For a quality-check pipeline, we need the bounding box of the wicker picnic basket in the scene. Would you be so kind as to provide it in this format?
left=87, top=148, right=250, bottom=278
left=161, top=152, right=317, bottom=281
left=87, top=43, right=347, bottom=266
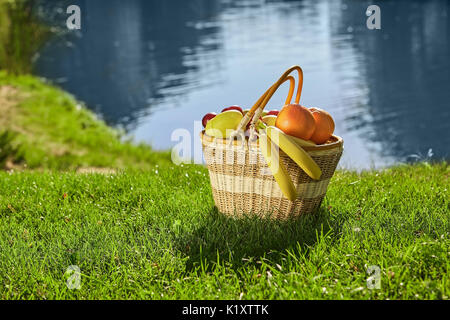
left=201, top=66, right=343, bottom=219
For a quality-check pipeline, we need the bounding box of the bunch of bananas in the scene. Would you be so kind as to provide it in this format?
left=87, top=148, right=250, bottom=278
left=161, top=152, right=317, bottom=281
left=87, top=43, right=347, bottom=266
left=258, top=122, right=321, bottom=200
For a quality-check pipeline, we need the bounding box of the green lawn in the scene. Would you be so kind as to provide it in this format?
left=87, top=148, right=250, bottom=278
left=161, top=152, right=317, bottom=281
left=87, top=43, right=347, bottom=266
left=0, top=71, right=170, bottom=170
left=0, top=162, right=448, bottom=299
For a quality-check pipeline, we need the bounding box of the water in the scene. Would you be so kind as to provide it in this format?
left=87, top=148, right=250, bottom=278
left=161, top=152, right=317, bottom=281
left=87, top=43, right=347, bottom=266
left=35, top=0, right=450, bottom=169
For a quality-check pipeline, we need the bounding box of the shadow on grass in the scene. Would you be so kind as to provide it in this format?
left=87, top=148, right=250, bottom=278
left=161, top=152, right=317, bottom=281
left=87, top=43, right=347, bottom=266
left=176, top=206, right=339, bottom=271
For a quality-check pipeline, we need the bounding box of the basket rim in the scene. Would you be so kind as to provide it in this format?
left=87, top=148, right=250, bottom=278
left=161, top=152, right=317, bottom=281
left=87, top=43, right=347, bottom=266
left=200, top=130, right=343, bottom=151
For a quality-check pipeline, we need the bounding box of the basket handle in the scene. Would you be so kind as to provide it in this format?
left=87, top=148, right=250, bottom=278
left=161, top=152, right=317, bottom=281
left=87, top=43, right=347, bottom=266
left=248, top=75, right=296, bottom=126
left=236, top=65, right=304, bottom=132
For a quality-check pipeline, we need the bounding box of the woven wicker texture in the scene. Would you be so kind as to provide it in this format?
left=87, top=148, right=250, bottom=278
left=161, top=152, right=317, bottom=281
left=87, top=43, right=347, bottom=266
left=201, top=132, right=343, bottom=219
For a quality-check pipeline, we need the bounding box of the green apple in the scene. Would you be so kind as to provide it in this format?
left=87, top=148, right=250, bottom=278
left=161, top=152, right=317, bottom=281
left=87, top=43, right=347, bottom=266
left=205, top=110, right=243, bottom=138
left=261, top=115, right=277, bottom=127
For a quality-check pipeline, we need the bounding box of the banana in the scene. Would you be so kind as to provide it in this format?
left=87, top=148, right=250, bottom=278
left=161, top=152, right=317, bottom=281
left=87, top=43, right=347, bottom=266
left=259, top=132, right=297, bottom=201
left=265, top=126, right=322, bottom=180
left=288, top=134, right=316, bottom=147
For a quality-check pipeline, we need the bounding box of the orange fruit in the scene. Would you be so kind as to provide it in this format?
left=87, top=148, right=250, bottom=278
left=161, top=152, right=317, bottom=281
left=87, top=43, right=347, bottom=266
left=275, top=104, right=316, bottom=140
left=309, top=107, right=335, bottom=144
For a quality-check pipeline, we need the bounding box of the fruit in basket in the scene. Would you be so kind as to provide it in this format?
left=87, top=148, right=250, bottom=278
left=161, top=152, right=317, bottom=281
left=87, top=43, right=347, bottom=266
left=258, top=118, right=316, bottom=147
left=267, top=110, right=279, bottom=116
left=261, top=115, right=277, bottom=127
left=222, top=105, right=243, bottom=114
left=289, top=134, right=316, bottom=147
left=259, top=132, right=297, bottom=201
left=309, top=107, right=335, bottom=144
left=265, top=126, right=322, bottom=180
left=275, top=104, right=316, bottom=140
left=205, top=110, right=243, bottom=138
left=202, top=112, right=217, bottom=128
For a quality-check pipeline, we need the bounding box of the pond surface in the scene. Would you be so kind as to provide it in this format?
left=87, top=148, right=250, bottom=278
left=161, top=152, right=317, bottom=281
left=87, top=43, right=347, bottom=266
left=36, top=0, right=450, bottom=169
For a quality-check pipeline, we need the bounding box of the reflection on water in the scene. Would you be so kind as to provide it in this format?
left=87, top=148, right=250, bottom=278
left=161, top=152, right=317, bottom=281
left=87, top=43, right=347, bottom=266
left=36, top=0, right=450, bottom=169
left=37, top=0, right=223, bottom=126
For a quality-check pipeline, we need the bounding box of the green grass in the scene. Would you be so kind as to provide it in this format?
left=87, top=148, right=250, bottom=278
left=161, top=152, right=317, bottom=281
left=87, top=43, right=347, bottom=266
left=0, top=71, right=171, bottom=170
left=0, top=162, right=448, bottom=299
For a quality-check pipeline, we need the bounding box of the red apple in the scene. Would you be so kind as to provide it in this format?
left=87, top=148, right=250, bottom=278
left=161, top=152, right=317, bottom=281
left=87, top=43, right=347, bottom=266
left=267, top=110, right=279, bottom=116
left=221, top=105, right=243, bottom=114
left=202, top=112, right=216, bottom=128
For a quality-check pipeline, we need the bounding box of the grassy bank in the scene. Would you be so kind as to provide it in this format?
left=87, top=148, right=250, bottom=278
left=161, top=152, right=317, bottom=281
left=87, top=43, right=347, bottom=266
left=0, top=71, right=170, bottom=170
left=0, top=163, right=448, bottom=299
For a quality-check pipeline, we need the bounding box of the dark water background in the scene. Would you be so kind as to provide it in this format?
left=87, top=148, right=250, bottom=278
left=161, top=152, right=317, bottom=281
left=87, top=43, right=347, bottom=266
left=35, top=0, right=450, bottom=169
